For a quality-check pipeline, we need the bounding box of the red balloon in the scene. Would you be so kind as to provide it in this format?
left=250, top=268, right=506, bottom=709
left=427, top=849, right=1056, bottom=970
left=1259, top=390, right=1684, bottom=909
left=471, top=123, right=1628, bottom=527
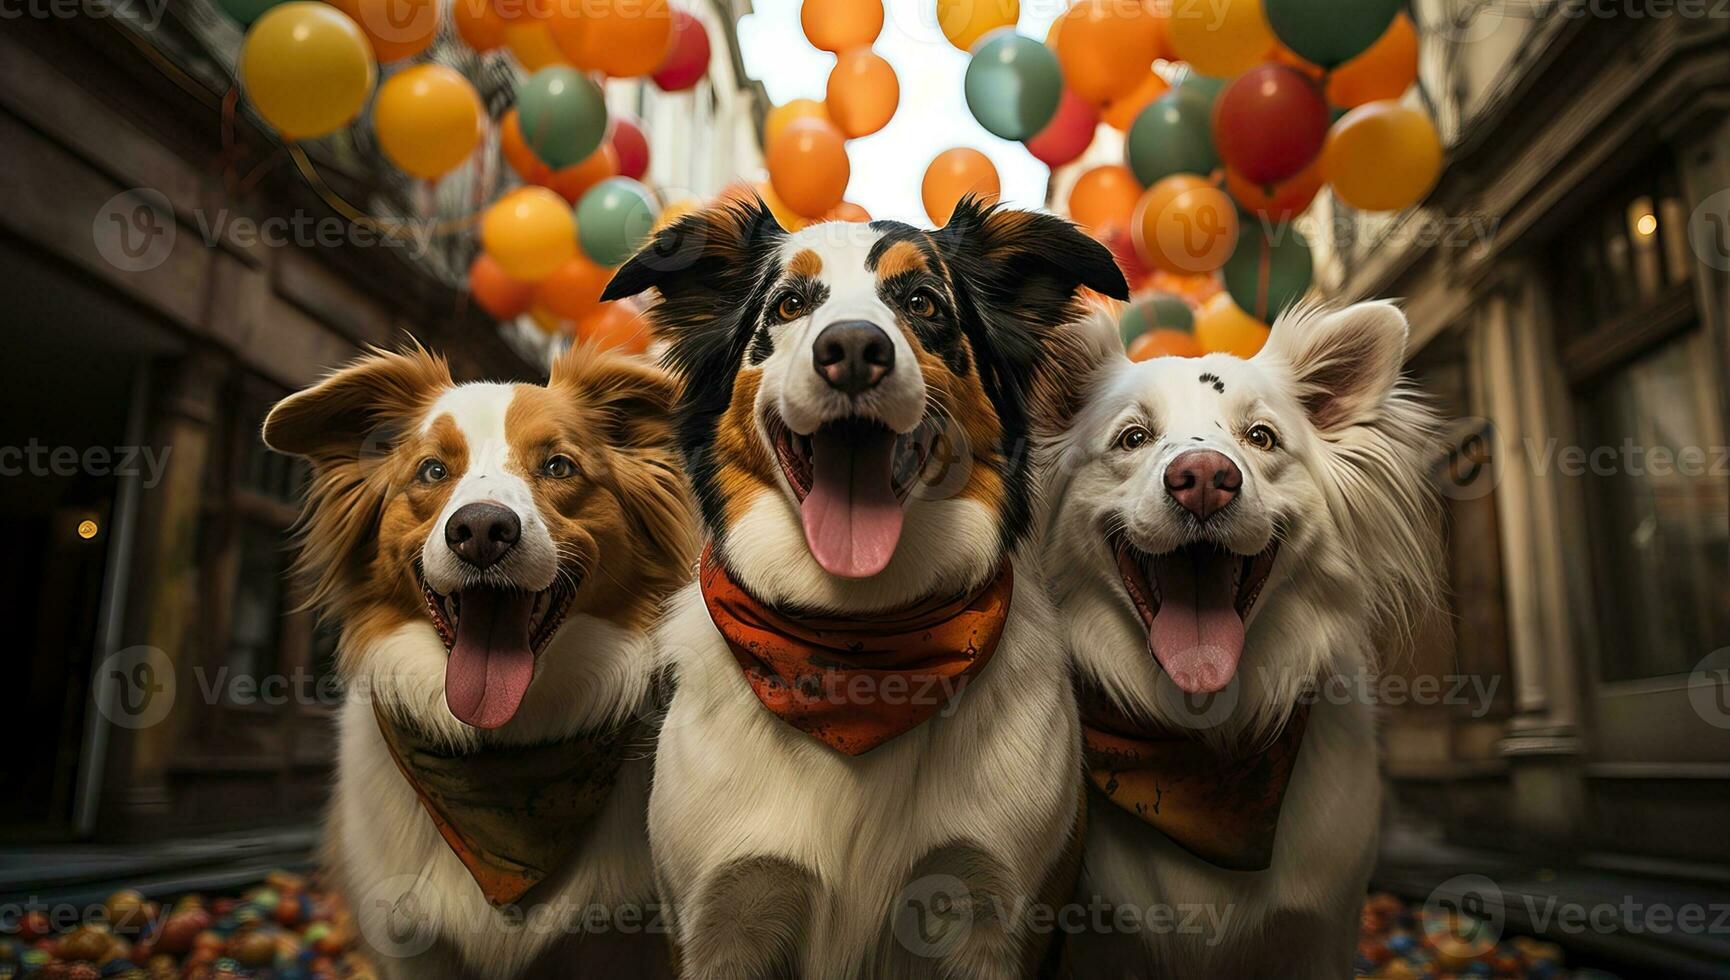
left=610, top=115, right=650, bottom=180
left=1025, top=88, right=1098, bottom=168
left=652, top=9, right=711, bottom=91
left=1101, top=222, right=1150, bottom=292
left=1212, top=64, right=1329, bottom=187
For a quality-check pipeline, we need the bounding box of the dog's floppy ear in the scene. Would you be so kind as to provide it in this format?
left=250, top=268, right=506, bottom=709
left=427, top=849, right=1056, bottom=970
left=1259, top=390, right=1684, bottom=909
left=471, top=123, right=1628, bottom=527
left=1256, top=301, right=1408, bottom=433
left=602, top=200, right=782, bottom=305
left=263, top=346, right=451, bottom=461
left=551, top=344, right=682, bottom=449
left=935, top=197, right=1130, bottom=320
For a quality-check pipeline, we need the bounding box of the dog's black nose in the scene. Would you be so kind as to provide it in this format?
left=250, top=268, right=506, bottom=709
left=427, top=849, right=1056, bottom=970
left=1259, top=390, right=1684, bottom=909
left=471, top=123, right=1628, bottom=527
left=445, top=502, right=520, bottom=569
left=1165, top=450, right=1241, bottom=522
left=813, top=320, right=894, bottom=395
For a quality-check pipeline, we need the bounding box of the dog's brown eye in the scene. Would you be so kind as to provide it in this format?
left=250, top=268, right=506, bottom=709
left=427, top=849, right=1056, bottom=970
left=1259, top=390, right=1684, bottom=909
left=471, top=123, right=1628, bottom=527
left=541, top=454, right=577, bottom=479
left=775, top=293, right=806, bottom=321
left=416, top=458, right=448, bottom=484
left=906, top=290, right=938, bottom=317
left=1114, top=426, right=1150, bottom=452
left=1245, top=424, right=1279, bottom=452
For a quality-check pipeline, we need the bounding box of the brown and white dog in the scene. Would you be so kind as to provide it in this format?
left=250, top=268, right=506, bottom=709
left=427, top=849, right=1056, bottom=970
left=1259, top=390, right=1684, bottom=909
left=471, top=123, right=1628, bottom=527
left=602, top=199, right=1128, bottom=978
left=264, top=345, right=695, bottom=979
left=1033, top=303, right=1443, bottom=977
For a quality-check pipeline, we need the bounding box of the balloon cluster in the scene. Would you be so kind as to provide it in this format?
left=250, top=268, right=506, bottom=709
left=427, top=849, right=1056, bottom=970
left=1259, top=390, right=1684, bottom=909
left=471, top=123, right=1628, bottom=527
left=998, top=0, right=1438, bottom=359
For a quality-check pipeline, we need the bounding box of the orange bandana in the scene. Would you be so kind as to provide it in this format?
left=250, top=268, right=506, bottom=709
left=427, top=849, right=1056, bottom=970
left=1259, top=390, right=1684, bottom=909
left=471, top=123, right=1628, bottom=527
left=1079, top=685, right=1309, bottom=872
left=700, top=545, right=1011, bottom=756
left=374, top=702, right=638, bottom=906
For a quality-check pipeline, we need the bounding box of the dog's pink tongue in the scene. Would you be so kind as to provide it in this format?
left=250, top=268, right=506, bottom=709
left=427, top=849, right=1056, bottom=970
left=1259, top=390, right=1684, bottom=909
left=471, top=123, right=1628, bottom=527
left=800, top=426, right=904, bottom=578
left=1148, top=551, right=1244, bottom=695
left=444, top=589, right=536, bottom=729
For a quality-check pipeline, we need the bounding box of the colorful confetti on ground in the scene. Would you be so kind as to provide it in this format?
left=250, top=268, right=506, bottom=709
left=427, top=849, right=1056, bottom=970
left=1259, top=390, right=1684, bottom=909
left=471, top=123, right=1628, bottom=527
left=1358, top=891, right=1570, bottom=979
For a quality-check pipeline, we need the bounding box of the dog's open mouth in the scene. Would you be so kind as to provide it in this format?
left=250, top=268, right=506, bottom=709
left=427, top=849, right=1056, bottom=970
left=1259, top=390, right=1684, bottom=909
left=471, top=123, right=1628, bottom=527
left=420, top=574, right=577, bottom=730
left=767, top=413, right=940, bottom=579
left=1110, top=535, right=1279, bottom=696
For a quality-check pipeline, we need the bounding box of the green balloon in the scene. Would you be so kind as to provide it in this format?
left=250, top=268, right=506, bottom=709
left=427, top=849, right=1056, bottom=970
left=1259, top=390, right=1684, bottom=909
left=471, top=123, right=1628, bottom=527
left=577, top=178, right=656, bottom=267
left=1264, top=0, right=1402, bottom=67
left=1126, top=87, right=1218, bottom=187
left=1174, top=69, right=1227, bottom=108
left=964, top=30, right=1064, bottom=142
left=216, top=0, right=282, bottom=23
left=1119, top=294, right=1195, bottom=344
left=516, top=67, right=608, bottom=170
left=1223, top=226, right=1313, bottom=322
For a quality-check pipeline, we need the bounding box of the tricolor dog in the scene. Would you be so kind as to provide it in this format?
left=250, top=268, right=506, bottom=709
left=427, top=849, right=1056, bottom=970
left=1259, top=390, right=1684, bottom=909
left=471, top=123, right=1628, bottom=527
left=602, top=199, right=1128, bottom=978
left=1035, top=303, right=1443, bottom=977
left=264, top=346, right=695, bottom=978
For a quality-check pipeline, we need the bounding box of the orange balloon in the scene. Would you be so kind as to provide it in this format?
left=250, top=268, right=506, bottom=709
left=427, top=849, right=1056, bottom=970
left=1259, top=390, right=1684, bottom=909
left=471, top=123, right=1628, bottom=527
left=1194, top=293, right=1269, bottom=357
left=922, top=147, right=1000, bottom=225
left=481, top=187, right=576, bottom=281
left=500, top=109, right=551, bottom=181
left=767, top=118, right=850, bottom=218
left=1128, top=328, right=1203, bottom=360
left=534, top=253, right=613, bottom=320
left=1267, top=40, right=1325, bottom=81
left=469, top=254, right=536, bottom=320
left=503, top=22, right=565, bottom=69
left=1068, top=164, right=1143, bottom=235
left=801, top=0, right=883, bottom=52
left=826, top=48, right=899, bottom=138
left=490, top=0, right=550, bottom=23
left=453, top=0, right=507, bottom=50
left=1101, top=71, right=1170, bottom=132
left=938, top=0, right=1019, bottom=52
left=1225, top=159, right=1324, bottom=224
left=1326, top=13, right=1418, bottom=108
left=578, top=301, right=652, bottom=354
left=554, top=0, right=673, bottom=76
left=758, top=182, right=810, bottom=231
left=764, top=99, right=831, bottom=150
left=1054, top=0, right=1167, bottom=105
left=1132, top=174, right=1239, bottom=274
left=324, top=0, right=439, bottom=62
left=373, top=64, right=484, bottom=179
left=1147, top=268, right=1223, bottom=304
left=544, top=143, right=619, bottom=204
left=1323, top=100, right=1441, bottom=211
left=823, top=200, right=872, bottom=222
left=1167, top=0, right=1270, bottom=78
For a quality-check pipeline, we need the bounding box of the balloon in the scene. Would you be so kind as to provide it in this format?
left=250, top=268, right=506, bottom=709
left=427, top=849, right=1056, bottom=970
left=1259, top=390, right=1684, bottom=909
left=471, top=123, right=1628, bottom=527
left=1175, top=69, right=1226, bottom=112
left=500, top=109, right=550, bottom=181
left=802, top=0, right=883, bottom=52
left=576, top=177, right=658, bottom=266
left=1168, top=0, right=1271, bottom=77
left=1126, top=87, right=1218, bottom=187
left=482, top=187, right=576, bottom=281
left=826, top=48, right=899, bottom=138
left=240, top=4, right=376, bottom=140
left=1265, top=0, right=1401, bottom=67
left=609, top=115, right=651, bottom=180
left=764, top=99, right=831, bottom=150
left=503, top=22, right=564, bottom=70
left=653, top=9, right=711, bottom=91
left=1102, top=222, right=1150, bottom=291
left=1148, top=268, right=1222, bottom=304
left=1119, top=294, right=1196, bottom=344
left=938, top=0, right=1019, bottom=52
left=1268, top=39, right=1326, bottom=81
left=546, top=144, right=622, bottom=202
left=516, top=66, right=608, bottom=169
left=758, top=182, right=810, bottom=231
left=453, top=0, right=507, bottom=50
left=964, top=30, right=1063, bottom=141
left=1225, top=159, right=1322, bottom=223
left=824, top=201, right=873, bottom=222
left=1323, top=101, right=1441, bottom=211
left=1053, top=0, right=1167, bottom=105
left=325, top=0, right=439, bottom=63
left=1325, top=13, right=1418, bottom=107
left=554, top=0, right=674, bottom=77
left=1212, top=65, right=1330, bottom=186
left=535, top=253, right=613, bottom=321
left=373, top=65, right=483, bottom=180
left=767, top=118, right=850, bottom=218
left=1025, top=88, right=1097, bottom=168
left=1222, top=224, right=1311, bottom=321
left=922, top=147, right=1000, bottom=225
left=1193, top=293, right=1269, bottom=357
left=578, top=301, right=652, bottom=354
left=1101, top=72, right=1169, bottom=133
left=1067, top=165, right=1142, bottom=235
left=1132, top=174, right=1239, bottom=274
left=1128, top=329, right=1204, bottom=360
left=217, top=0, right=283, bottom=24
left=469, top=254, right=536, bottom=320
left=491, top=0, right=551, bottom=23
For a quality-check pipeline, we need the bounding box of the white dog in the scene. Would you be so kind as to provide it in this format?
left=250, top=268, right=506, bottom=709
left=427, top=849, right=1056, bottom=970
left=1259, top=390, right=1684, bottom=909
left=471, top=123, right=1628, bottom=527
left=1035, top=302, right=1443, bottom=978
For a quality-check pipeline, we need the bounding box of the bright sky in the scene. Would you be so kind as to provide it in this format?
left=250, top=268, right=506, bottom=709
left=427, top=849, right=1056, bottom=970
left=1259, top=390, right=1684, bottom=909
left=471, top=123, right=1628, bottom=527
left=737, top=0, right=1067, bottom=225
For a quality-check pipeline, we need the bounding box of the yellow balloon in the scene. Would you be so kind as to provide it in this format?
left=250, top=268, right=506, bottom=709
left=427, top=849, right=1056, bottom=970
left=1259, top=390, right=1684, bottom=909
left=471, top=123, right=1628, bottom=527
left=1167, top=0, right=1272, bottom=78
left=764, top=99, right=831, bottom=151
left=240, top=3, right=376, bottom=140
left=373, top=65, right=483, bottom=180
left=938, top=0, right=1019, bottom=52
left=1194, top=293, right=1270, bottom=357
left=503, top=22, right=566, bottom=71
left=1323, top=101, right=1442, bottom=212
left=482, top=187, right=576, bottom=281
